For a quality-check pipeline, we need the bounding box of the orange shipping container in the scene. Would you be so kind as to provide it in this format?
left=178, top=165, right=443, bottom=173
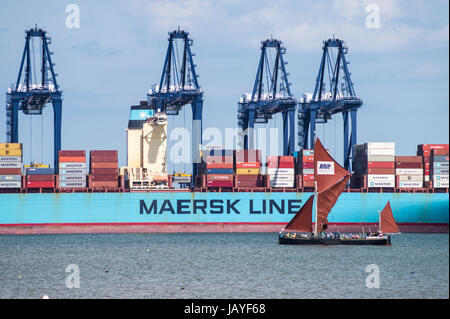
left=59, top=156, right=86, bottom=163
left=90, top=162, right=118, bottom=169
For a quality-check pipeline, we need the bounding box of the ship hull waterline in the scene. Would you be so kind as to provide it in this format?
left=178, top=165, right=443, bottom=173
left=278, top=236, right=391, bottom=245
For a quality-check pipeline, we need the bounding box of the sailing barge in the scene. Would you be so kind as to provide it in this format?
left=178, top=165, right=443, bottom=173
left=279, top=138, right=400, bottom=246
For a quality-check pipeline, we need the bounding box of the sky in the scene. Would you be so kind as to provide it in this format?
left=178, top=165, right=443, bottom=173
left=0, top=0, right=448, bottom=171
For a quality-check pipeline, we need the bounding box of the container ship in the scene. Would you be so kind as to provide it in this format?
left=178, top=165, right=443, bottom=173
left=0, top=27, right=448, bottom=235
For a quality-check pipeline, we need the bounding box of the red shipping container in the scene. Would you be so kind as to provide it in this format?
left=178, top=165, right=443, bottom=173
left=235, top=150, right=262, bottom=163
left=236, top=162, right=261, bottom=169
left=206, top=174, right=233, bottom=181
left=422, top=156, right=431, bottom=163
left=27, top=181, right=55, bottom=188
left=302, top=162, right=314, bottom=169
left=0, top=168, right=22, bottom=175
left=432, top=149, right=449, bottom=156
left=59, top=156, right=86, bottom=163
left=207, top=180, right=234, bottom=187
left=27, top=174, right=54, bottom=181
left=395, top=156, right=422, bottom=163
left=90, top=155, right=118, bottom=162
left=206, top=162, right=234, bottom=169
left=396, top=162, right=422, bottom=169
left=90, top=162, right=118, bottom=169
left=418, top=144, right=449, bottom=151
left=267, top=156, right=294, bottom=163
left=424, top=169, right=430, bottom=175
left=424, top=163, right=430, bottom=170
left=91, top=174, right=118, bottom=181
left=303, top=180, right=315, bottom=188
left=367, top=161, right=395, bottom=168
left=90, top=150, right=118, bottom=157
left=90, top=168, right=119, bottom=175
left=267, top=162, right=295, bottom=169
left=303, top=174, right=315, bottom=181
left=206, top=155, right=233, bottom=164
left=59, top=150, right=86, bottom=157
left=235, top=175, right=262, bottom=187
left=302, top=156, right=314, bottom=162
left=91, top=181, right=117, bottom=188
left=367, top=168, right=395, bottom=174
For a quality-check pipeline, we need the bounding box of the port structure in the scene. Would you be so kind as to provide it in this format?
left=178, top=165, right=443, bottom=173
left=147, top=28, right=203, bottom=179
left=6, top=26, right=62, bottom=169
left=238, top=38, right=297, bottom=156
left=298, top=37, right=362, bottom=170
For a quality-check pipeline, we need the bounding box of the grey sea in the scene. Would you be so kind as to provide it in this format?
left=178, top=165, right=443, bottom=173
left=0, top=233, right=448, bottom=299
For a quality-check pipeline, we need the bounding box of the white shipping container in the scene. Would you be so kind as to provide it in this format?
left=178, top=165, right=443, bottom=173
left=433, top=175, right=449, bottom=182
left=433, top=181, right=449, bottom=188
left=59, top=182, right=86, bottom=188
left=398, top=175, right=424, bottom=182
left=395, top=169, right=423, bottom=175
left=368, top=180, right=395, bottom=188
left=424, top=175, right=430, bottom=182
left=0, top=162, right=22, bottom=168
left=0, top=181, right=21, bottom=188
left=367, top=174, right=395, bottom=181
left=267, top=168, right=295, bottom=175
left=270, top=180, right=294, bottom=188
left=366, top=148, right=395, bottom=156
left=269, top=175, right=295, bottom=182
left=366, top=155, right=396, bottom=162
left=0, top=156, right=22, bottom=162
left=399, top=181, right=423, bottom=188
left=365, top=142, right=395, bottom=149
left=433, top=162, right=449, bottom=168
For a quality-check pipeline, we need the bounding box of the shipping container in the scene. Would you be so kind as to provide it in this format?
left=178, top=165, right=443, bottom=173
left=395, top=162, right=422, bottom=169
left=0, top=156, right=22, bottom=162
left=235, top=162, right=261, bottom=169
left=368, top=180, right=395, bottom=188
left=367, top=175, right=395, bottom=182
left=398, top=175, right=424, bottom=182
left=0, top=162, right=21, bottom=168
left=302, top=169, right=314, bottom=175
left=0, top=143, right=22, bottom=150
left=433, top=162, right=449, bottom=168
left=0, top=181, right=21, bottom=188
left=59, top=181, right=86, bottom=188
left=90, top=181, right=118, bottom=188
left=432, top=168, right=449, bottom=175
left=367, top=168, right=395, bottom=175
left=267, top=168, right=295, bottom=175
left=90, top=162, right=118, bottom=169
left=59, top=150, right=86, bottom=157
left=302, top=180, right=315, bottom=188
left=59, top=169, right=87, bottom=175
left=235, top=168, right=260, bottom=175
left=206, top=174, right=233, bottom=181
left=0, top=149, right=22, bottom=156
left=206, top=155, right=234, bottom=164
left=90, top=155, right=119, bottom=162
left=207, top=168, right=235, bottom=175
left=26, top=181, right=55, bottom=188
left=302, top=162, right=314, bottom=169
left=270, top=180, right=294, bottom=188
left=26, top=168, right=55, bottom=175
left=90, top=168, right=119, bottom=175
left=366, top=155, right=396, bottom=162
left=398, top=181, right=423, bottom=188
left=59, top=175, right=86, bottom=181
left=303, top=174, right=315, bottom=181
left=207, top=180, right=234, bottom=187
left=205, top=162, right=234, bottom=169
left=366, top=148, right=395, bottom=156
left=365, top=142, right=395, bottom=149
left=235, top=175, right=263, bottom=187
left=27, top=175, right=54, bottom=182
left=269, top=175, right=295, bottom=181
left=91, top=175, right=119, bottom=182
left=0, top=175, right=21, bottom=181
left=235, top=150, right=261, bottom=163
left=90, top=150, right=118, bottom=157
left=59, top=162, right=87, bottom=169
left=267, top=162, right=295, bottom=169
left=431, top=149, right=449, bottom=156
left=0, top=168, right=22, bottom=175
left=395, top=169, right=423, bottom=175
left=395, top=156, right=422, bottom=163
left=59, top=157, right=86, bottom=163
left=431, top=155, right=449, bottom=162
left=367, top=161, right=395, bottom=168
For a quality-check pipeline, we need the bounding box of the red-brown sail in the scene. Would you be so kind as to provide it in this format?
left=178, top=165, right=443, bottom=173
left=380, top=201, right=400, bottom=234
left=314, top=137, right=352, bottom=233
left=314, top=138, right=350, bottom=193
left=316, top=174, right=351, bottom=233
left=284, top=195, right=314, bottom=233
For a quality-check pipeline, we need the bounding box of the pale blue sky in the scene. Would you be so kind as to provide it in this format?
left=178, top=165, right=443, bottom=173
left=0, top=0, right=448, bottom=171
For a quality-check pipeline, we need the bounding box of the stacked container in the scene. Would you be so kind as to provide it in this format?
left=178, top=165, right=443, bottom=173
left=26, top=167, right=55, bottom=188
left=267, top=156, right=295, bottom=188
left=0, top=143, right=23, bottom=189
left=431, top=149, right=449, bottom=188
left=352, top=142, right=395, bottom=188
left=299, top=149, right=314, bottom=188
left=417, top=144, right=449, bottom=184
left=58, top=151, right=87, bottom=188
left=206, top=149, right=234, bottom=188
left=235, top=150, right=262, bottom=188
left=89, top=150, right=119, bottom=188
left=395, top=156, right=423, bottom=188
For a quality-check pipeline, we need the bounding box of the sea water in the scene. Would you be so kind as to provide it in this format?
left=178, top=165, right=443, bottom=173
left=0, top=233, right=448, bottom=299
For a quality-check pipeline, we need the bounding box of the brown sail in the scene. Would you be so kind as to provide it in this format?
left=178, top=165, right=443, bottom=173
left=380, top=201, right=400, bottom=234
left=284, top=195, right=314, bottom=233
left=316, top=174, right=351, bottom=233
left=314, top=138, right=350, bottom=193
left=314, top=137, right=352, bottom=233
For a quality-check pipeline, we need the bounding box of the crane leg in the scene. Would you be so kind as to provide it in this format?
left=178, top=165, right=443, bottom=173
left=343, top=111, right=349, bottom=170
left=288, top=109, right=295, bottom=155
left=282, top=111, right=288, bottom=155
left=10, top=99, right=20, bottom=143
left=52, top=99, right=62, bottom=170
left=191, top=98, right=203, bottom=178
left=309, top=109, right=316, bottom=149
left=247, top=109, right=255, bottom=150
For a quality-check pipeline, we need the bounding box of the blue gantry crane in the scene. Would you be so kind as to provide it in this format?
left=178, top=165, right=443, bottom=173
left=238, top=38, right=297, bottom=156
left=6, top=26, right=62, bottom=169
left=147, top=28, right=203, bottom=178
left=298, top=37, right=362, bottom=170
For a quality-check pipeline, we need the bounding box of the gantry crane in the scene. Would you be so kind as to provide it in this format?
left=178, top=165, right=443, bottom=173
left=147, top=28, right=203, bottom=178
left=238, top=38, right=297, bottom=156
left=6, top=26, right=62, bottom=169
left=298, top=37, right=362, bottom=170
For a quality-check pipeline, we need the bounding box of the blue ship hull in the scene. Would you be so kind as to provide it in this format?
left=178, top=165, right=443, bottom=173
left=0, top=192, right=448, bottom=234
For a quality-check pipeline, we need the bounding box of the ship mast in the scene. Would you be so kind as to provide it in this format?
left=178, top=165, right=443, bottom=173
left=313, top=130, right=318, bottom=238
